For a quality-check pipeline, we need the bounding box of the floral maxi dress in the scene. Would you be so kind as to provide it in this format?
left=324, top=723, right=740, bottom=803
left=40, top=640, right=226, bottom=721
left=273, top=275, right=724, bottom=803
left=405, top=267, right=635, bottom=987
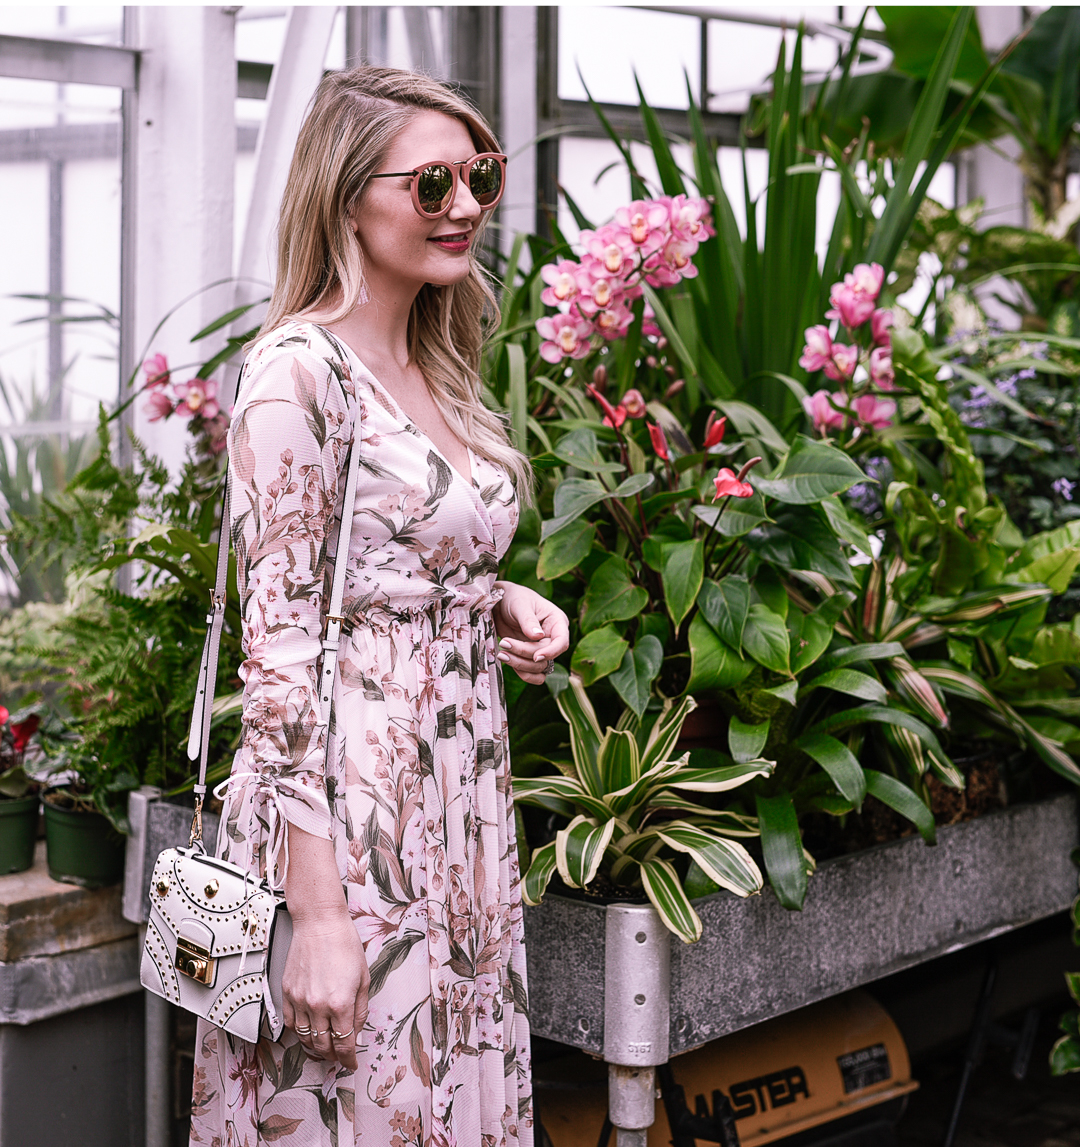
left=189, top=321, right=533, bottom=1147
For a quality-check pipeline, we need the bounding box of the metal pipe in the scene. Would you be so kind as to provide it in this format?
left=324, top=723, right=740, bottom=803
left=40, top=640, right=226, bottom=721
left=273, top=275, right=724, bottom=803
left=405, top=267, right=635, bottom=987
left=144, top=983, right=172, bottom=1147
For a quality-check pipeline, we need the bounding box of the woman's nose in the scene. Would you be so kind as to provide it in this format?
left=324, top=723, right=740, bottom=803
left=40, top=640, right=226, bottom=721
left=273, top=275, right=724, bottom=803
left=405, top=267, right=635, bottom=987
left=448, top=172, right=482, bottom=222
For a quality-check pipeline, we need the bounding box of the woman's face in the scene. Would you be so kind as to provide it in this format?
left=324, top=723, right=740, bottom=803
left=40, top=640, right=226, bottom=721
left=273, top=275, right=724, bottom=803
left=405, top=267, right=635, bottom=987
left=351, top=110, right=486, bottom=296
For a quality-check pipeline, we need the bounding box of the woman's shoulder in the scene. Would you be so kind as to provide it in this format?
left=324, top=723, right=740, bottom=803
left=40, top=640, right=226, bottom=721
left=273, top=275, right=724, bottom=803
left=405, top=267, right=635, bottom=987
left=239, top=319, right=356, bottom=405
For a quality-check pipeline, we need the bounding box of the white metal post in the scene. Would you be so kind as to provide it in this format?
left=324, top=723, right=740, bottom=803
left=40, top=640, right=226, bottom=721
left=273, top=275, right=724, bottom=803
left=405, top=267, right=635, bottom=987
left=127, top=6, right=238, bottom=474
left=499, top=6, right=539, bottom=265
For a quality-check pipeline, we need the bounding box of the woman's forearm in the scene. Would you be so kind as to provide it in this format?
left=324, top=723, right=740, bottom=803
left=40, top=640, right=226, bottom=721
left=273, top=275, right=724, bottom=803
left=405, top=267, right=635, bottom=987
left=284, top=824, right=350, bottom=925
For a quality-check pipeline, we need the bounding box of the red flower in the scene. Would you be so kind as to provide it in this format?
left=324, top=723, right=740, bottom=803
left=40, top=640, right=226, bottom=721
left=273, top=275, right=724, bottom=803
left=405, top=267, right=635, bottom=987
left=0, top=706, right=8, bottom=729
left=604, top=405, right=628, bottom=429
left=713, top=468, right=753, bottom=500
left=703, top=412, right=727, bottom=450
left=621, top=389, right=647, bottom=419
left=586, top=384, right=623, bottom=427
left=10, top=715, right=38, bottom=754
left=647, top=422, right=669, bottom=461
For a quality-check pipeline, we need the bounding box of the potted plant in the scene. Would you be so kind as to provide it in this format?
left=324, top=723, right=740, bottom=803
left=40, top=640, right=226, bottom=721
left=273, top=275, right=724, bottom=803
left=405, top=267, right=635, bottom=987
left=0, top=705, right=42, bottom=875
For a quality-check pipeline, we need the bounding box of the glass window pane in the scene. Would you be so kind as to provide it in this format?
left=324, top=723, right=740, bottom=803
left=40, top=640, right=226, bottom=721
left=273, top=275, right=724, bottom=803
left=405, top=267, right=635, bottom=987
left=0, top=5, right=122, bottom=45
left=0, top=76, right=121, bottom=428
left=559, top=7, right=701, bottom=108
left=707, top=12, right=843, bottom=114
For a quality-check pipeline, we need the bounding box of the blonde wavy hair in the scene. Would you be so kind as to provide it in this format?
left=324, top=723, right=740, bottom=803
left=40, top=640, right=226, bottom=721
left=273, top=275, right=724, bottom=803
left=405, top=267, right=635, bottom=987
left=260, top=65, right=531, bottom=496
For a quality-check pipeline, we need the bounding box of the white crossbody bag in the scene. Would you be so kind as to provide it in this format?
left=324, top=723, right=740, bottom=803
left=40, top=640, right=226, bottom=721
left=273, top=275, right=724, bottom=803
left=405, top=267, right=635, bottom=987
left=140, top=354, right=362, bottom=1043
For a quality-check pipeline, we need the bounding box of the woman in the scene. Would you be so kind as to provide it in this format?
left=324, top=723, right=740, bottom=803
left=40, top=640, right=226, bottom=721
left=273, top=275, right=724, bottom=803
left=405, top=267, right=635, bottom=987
left=190, top=66, right=568, bottom=1147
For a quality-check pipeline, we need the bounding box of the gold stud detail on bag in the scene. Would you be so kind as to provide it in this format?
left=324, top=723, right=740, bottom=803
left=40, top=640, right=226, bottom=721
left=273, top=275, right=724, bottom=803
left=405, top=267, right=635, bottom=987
left=204, top=879, right=219, bottom=898
left=156, top=879, right=169, bottom=896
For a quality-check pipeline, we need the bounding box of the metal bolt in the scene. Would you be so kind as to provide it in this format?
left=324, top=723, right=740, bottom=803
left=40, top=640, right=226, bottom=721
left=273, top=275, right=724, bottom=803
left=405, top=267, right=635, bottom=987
left=635, top=932, right=647, bottom=944
left=578, top=1017, right=590, bottom=1033
left=634, top=994, right=646, bottom=1005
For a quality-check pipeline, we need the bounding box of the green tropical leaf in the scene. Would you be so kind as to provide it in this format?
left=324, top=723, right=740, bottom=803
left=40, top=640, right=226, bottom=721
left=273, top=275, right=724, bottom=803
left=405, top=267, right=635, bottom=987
left=614, top=473, right=656, bottom=499
left=791, top=592, right=856, bottom=673
left=556, top=674, right=602, bottom=792
left=686, top=613, right=753, bottom=694
left=610, top=635, right=664, bottom=719
left=794, top=731, right=866, bottom=807
left=863, top=769, right=936, bottom=844
left=522, top=841, right=557, bottom=905
left=742, top=602, right=791, bottom=675
left=551, top=427, right=626, bottom=474
left=756, top=791, right=807, bottom=911
left=598, top=728, right=640, bottom=793
left=729, top=716, right=769, bottom=764
left=571, top=625, right=630, bottom=687
left=698, top=576, right=750, bottom=654
left=744, top=509, right=856, bottom=585
left=1015, top=548, right=1080, bottom=595
left=640, top=695, right=697, bottom=774
left=653, top=822, right=763, bottom=896
left=665, top=760, right=774, bottom=792
left=819, top=642, right=906, bottom=669
left=803, top=668, right=887, bottom=702
left=581, top=555, right=648, bottom=633
left=640, top=856, right=702, bottom=943
left=660, top=539, right=705, bottom=628
left=538, top=519, right=595, bottom=580
left=556, top=815, right=617, bottom=889
left=541, top=478, right=610, bottom=539
left=753, top=438, right=866, bottom=504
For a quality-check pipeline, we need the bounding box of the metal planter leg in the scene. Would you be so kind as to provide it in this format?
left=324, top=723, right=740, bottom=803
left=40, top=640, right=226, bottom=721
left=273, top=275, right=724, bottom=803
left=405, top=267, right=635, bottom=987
left=603, top=904, right=671, bottom=1147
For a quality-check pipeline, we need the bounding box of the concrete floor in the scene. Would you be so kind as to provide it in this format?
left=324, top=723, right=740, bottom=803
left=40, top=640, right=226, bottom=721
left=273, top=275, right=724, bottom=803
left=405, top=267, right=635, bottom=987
left=899, top=1005, right=1080, bottom=1147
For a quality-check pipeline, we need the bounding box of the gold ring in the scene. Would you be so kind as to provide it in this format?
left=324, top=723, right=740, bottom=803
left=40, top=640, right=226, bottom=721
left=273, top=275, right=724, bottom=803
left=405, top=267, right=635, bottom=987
left=332, top=1027, right=355, bottom=1040
left=294, top=1025, right=312, bottom=1036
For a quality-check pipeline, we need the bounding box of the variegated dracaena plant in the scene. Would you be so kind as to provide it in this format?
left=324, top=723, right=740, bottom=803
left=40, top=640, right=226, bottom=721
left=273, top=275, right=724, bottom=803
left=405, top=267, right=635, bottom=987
left=514, top=675, right=773, bottom=943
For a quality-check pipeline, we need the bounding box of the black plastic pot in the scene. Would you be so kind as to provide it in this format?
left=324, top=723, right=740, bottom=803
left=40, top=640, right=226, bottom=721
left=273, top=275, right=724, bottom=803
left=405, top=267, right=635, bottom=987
left=43, top=799, right=125, bottom=888
left=0, top=795, right=39, bottom=875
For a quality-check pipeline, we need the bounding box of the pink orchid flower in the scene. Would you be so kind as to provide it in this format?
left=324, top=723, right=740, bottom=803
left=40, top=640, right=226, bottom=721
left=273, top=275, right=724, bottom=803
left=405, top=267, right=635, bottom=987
left=144, top=389, right=175, bottom=422
left=142, top=353, right=170, bottom=389
left=713, top=468, right=753, bottom=499
left=614, top=200, right=671, bottom=248
left=799, top=325, right=834, bottom=373
left=704, top=412, right=727, bottom=450
left=871, top=308, right=894, bottom=347
left=593, top=301, right=635, bottom=341
left=825, top=262, right=885, bottom=329
left=869, top=346, right=895, bottom=389
left=852, top=393, right=896, bottom=429
left=583, top=226, right=634, bottom=277
left=536, top=313, right=593, bottom=362
left=647, top=422, right=670, bottom=461
left=823, top=342, right=859, bottom=382
left=621, top=389, right=647, bottom=419
left=575, top=268, right=623, bottom=316
left=803, top=390, right=847, bottom=433
left=667, top=195, right=715, bottom=244
left=539, top=259, right=582, bottom=307
left=174, top=378, right=220, bottom=420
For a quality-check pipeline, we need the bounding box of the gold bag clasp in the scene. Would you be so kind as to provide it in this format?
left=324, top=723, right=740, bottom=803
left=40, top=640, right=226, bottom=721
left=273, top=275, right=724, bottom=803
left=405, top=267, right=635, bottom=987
left=175, top=937, right=215, bottom=986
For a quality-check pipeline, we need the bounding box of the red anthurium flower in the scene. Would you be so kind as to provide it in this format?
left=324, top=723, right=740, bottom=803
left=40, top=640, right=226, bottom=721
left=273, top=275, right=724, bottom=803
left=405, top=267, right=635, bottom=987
left=647, top=422, right=670, bottom=461
left=0, top=706, right=8, bottom=729
left=604, top=405, right=628, bottom=429
left=586, top=383, right=622, bottom=426
left=713, top=468, right=753, bottom=500
left=10, top=715, right=38, bottom=754
left=703, top=412, right=727, bottom=450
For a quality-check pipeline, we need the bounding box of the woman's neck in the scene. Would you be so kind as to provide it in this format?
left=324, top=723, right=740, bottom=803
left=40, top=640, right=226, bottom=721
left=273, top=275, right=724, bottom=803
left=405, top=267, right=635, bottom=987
left=328, top=271, right=421, bottom=369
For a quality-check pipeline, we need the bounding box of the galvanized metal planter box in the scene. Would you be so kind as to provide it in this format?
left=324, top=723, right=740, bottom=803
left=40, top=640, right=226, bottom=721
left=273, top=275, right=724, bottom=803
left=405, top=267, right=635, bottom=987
left=524, top=792, right=1080, bottom=1060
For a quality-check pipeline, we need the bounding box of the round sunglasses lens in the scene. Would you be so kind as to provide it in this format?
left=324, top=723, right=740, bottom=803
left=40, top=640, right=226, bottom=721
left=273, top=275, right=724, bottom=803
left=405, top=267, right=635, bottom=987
left=416, top=164, right=454, bottom=215
left=468, top=158, right=502, bottom=207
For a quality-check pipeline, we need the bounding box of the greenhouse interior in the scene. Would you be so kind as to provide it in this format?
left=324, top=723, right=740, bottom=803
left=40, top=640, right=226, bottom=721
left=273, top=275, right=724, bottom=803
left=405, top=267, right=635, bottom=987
left=2, top=5, right=1080, bottom=1147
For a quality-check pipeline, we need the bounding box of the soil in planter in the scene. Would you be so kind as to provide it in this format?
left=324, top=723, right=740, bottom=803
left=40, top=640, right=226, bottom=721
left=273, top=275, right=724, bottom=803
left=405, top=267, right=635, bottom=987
left=801, top=751, right=1010, bottom=861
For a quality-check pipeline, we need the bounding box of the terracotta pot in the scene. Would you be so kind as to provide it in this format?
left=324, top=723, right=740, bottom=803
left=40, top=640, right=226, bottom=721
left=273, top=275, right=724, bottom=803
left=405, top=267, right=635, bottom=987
left=0, top=795, right=39, bottom=875
left=43, top=799, right=125, bottom=889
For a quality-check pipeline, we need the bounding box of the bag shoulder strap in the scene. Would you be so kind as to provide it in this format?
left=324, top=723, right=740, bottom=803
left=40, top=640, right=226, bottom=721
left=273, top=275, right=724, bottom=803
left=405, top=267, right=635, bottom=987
left=185, top=329, right=361, bottom=848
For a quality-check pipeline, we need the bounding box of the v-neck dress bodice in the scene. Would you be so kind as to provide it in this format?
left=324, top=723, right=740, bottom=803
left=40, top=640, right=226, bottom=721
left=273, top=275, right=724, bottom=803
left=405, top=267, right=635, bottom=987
left=189, top=320, right=532, bottom=1147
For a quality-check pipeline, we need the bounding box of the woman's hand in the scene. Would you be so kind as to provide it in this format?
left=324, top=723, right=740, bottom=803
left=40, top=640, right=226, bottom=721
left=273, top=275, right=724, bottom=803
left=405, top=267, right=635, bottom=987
left=493, top=581, right=570, bottom=685
left=282, top=911, right=370, bottom=1070
left=283, top=825, right=369, bottom=1069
